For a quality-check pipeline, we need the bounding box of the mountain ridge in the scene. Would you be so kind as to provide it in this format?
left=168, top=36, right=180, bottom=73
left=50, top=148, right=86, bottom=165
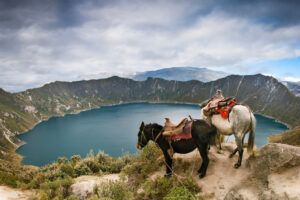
left=0, top=74, right=299, bottom=153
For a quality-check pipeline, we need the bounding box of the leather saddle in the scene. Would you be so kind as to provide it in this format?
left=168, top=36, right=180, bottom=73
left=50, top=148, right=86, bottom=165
left=162, top=117, right=188, bottom=136
left=202, top=97, right=236, bottom=117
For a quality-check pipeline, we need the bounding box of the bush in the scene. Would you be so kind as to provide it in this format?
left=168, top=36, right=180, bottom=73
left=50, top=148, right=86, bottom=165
left=57, top=157, right=68, bottom=165
left=0, top=172, right=20, bottom=188
left=144, top=176, right=201, bottom=200
left=84, top=158, right=101, bottom=174
left=71, top=155, right=82, bottom=166
left=67, top=195, right=80, bottom=200
left=40, top=176, right=73, bottom=199
left=74, top=162, right=92, bottom=176
left=94, top=180, right=134, bottom=200
left=164, top=186, right=206, bottom=200
left=122, top=142, right=162, bottom=187
left=61, top=163, right=74, bottom=177
left=163, top=186, right=193, bottom=200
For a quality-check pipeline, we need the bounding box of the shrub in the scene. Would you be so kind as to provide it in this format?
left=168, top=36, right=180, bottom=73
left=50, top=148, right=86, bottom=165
left=57, top=157, right=68, bottom=165
left=144, top=176, right=201, bottom=200
left=95, top=180, right=134, bottom=200
left=163, top=186, right=193, bottom=200
left=60, top=163, right=74, bottom=177
left=74, top=162, right=92, bottom=176
left=40, top=176, right=73, bottom=199
left=0, top=172, right=20, bottom=188
left=84, top=158, right=101, bottom=174
left=122, top=142, right=162, bottom=187
left=67, top=195, right=80, bottom=200
left=71, top=155, right=82, bottom=166
left=86, top=196, right=105, bottom=200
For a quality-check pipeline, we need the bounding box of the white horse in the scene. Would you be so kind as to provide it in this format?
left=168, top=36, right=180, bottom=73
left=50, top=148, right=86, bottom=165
left=200, top=103, right=256, bottom=168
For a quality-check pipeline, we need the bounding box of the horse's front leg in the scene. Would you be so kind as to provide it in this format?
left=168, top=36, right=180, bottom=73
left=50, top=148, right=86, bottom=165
left=217, top=131, right=222, bottom=154
left=197, top=143, right=209, bottom=178
left=163, top=151, right=173, bottom=176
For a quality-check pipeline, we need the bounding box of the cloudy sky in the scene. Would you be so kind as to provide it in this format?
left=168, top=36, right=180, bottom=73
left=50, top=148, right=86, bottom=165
left=1, top=0, right=300, bottom=92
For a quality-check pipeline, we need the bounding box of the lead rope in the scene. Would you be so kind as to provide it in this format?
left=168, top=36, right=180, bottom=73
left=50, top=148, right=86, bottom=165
left=151, top=128, right=198, bottom=200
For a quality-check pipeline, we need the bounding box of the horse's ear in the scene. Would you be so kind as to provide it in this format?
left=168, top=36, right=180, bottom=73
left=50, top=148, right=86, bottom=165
left=140, top=121, right=144, bottom=129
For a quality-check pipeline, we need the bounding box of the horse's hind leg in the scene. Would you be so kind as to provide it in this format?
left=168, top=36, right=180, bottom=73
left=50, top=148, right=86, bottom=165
left=217, top=131, right=222, bottom=154
left=233, top=134, right=244, bottom=168
left=197, top=143, right=209, bottom=178
left=229, top=147, right=238, bottom=158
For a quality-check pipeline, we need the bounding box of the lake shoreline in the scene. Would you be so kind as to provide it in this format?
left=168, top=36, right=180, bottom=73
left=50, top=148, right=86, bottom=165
left=16, top=100, right=290, bottom=150
left=16, top=101, right=289, bottom=166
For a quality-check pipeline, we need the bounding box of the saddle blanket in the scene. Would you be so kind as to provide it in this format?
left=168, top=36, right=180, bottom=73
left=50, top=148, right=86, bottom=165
left=171, top=121, right=193, bottom=140
left=216, top=101, right=237, bottom=119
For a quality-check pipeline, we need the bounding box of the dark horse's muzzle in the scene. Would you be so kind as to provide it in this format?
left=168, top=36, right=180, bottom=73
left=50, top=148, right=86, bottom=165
left=137, top=143, right=142, bottom=150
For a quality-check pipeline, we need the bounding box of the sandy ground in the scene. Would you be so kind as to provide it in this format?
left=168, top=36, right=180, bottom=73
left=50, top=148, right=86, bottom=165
left=0, top=186, right=33, bottom=200
left=267, top=165, right=300, bottom=199
left=151, top=142, right=252, bottom=200
left=194, top=143, right=251, bottom=200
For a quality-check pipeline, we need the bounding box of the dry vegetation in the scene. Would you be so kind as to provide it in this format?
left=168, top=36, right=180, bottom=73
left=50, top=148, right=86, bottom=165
left=1, top=143, right=205, bottom=200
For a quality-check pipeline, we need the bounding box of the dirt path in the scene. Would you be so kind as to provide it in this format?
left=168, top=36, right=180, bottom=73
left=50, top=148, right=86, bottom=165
left=167, top=142, right=252, bottom=200
left=194, top=143, right=251, bottom=199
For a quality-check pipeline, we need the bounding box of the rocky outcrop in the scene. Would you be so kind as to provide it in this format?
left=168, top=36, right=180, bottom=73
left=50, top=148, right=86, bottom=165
left=269, top=126, right=300, bottom=146
left=225, top=143, right=300, bottom=200
left=70, top=174, right=120, bottom=199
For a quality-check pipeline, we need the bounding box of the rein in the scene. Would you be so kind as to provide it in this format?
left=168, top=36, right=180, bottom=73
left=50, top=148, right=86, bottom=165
left=152, top=128, right=162, bottom=143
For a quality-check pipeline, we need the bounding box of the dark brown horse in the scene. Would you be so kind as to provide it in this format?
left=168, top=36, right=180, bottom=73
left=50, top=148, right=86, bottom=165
left=137, top=120, right=216, bottom=178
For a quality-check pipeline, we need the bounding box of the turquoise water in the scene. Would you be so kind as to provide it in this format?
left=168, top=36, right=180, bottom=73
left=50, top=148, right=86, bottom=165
left=16, top=103, right=288, bottom=166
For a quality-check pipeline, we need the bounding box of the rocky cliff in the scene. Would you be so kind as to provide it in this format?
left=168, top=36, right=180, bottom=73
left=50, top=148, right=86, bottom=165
left=225, top=143, right=300, bottom=200
left=269, top=126, right=300, bottom=147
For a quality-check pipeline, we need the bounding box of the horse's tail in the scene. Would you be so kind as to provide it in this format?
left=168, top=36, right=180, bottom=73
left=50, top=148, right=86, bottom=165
left=247, top=112, right=256, bottom=155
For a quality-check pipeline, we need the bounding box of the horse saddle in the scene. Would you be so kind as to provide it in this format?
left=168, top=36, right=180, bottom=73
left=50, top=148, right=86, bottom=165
left=162, top=117, right=188, bottom=136
left=202, top=97, right=236, bottom=117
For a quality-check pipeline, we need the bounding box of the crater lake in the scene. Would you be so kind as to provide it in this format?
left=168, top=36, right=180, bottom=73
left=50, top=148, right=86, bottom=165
left=16, top=103, right=288, bottom=166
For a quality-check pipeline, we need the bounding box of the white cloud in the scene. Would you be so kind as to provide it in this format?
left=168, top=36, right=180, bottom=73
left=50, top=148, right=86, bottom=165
left=282, top=77, right=300, bottom=82
left=1, top=0, right=300, bottom=91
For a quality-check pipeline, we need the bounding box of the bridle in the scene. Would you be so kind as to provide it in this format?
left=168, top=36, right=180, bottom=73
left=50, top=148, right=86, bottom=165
left=138, top=126, right=163, bottom=147
left=138, top=126, right=147, bottom=147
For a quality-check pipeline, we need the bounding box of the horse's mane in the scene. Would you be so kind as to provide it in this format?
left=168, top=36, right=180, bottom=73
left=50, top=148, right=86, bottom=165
left=147, top=123, right=163, bottom=130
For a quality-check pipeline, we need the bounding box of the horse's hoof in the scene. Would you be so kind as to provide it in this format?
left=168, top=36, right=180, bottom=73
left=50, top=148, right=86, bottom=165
left=234, top=163, right=241, bottom=168
left=164, top=173, right=172, bottom=177
left=199, top=173, right=205, bottom=178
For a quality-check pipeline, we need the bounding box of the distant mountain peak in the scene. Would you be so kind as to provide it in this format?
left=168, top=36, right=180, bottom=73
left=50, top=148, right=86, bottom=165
left=132, top=67, right=228, bottom=82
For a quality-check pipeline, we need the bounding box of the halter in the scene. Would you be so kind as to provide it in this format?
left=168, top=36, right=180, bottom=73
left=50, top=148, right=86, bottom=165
left=139, top=126, right=162, bottom=147
left=138, top=127, right=147, bottom=146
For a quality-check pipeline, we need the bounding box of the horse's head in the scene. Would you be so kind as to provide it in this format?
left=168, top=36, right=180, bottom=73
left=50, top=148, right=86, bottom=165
left=137, top=121, right=150, bottom=150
